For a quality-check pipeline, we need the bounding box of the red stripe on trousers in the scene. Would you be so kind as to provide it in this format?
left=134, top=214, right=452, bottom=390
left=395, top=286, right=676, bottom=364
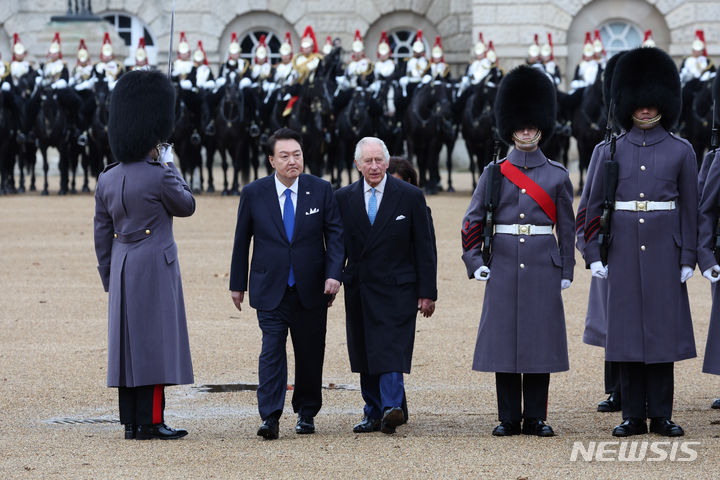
left=153, top=384, right=163, bottom=424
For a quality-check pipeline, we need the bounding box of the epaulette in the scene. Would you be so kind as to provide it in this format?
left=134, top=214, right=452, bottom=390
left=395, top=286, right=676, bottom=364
left=547, top=159, right=568, bottom=171
left=102, top=162, right=119, bottom=173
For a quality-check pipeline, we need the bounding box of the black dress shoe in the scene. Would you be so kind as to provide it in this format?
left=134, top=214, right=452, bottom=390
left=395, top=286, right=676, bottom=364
left=124, top=423, right=137, bottom=440
left=597, top=392, right=621, bottom=412
left=650, top=418, right=684, bottom=437
left=353, top=416, right=381, bottom=433
left=136, top=423, right=188, bottom=440
left=712, top=398, right=720, bottom=409
left=257, top=418, right=280, bottom=440
left=295, top=415, right=315, bottom=434
left=612, top=418, right=648, bottom=437
left=522, top=418, right=555, bottom=437
left=492, top=421, right=521, bottom=436
left=381, top=407, right=405, bottom=434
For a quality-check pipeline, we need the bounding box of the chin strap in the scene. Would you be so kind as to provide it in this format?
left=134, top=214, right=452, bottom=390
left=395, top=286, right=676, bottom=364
left=512, top=129, right=542, bottom=146
left=632, top=113, right=662, bottom=129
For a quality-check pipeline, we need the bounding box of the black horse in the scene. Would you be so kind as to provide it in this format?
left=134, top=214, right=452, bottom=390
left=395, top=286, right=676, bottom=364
left=543, top=89, right=573, bottom=169
left=287, top=80, right=331, bottom=178
left=680, top=77, right=714, bottom=168
left=570, top=71, right=606, bottom=194
left=172, top=87, right=204, bottom=192
left=404, top=82, right=453, bottom=194
left=30, top=88, right=69, bottom=195
left=371, top=79, right=404, bottom=156
left=88, top=80, right=112, bottom=185
left=335, top=86, right=374, bottom=187
left=215, top=77, right=250, bottom=195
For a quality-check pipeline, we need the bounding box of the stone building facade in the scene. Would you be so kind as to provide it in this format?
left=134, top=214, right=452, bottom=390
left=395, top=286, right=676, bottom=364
left=0, top=0, right=717, bottom=89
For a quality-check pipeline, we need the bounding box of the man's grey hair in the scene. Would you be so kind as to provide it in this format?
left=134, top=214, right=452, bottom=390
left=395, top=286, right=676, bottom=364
left=354, top=137, right=390, bottom=163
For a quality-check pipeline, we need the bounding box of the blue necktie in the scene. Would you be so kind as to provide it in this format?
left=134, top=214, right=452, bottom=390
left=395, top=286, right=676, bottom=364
left=368, top=188, right=377, bottom=225
left=284, top=188, right=295, bottom=286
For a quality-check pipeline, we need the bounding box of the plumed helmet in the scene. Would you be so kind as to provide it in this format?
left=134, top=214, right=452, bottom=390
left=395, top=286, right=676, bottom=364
left=108, top=70, right=175, bottom=163
left=602, top=51, right=626, bottom=110
left=494, top=64, right=557, bottom=145
left=612, top=47, right=681, bottom=132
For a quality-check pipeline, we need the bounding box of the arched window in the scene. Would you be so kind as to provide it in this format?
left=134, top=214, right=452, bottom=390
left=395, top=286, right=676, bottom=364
left=388, top=29, right=430, bottom=60
left=102, top=12, right=157, bottom=65
left=597, top=21, right=643, bottom=58
left=240, top=31, right=282, bottom=64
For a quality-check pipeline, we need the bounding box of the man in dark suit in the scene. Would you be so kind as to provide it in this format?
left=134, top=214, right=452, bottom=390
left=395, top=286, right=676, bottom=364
left=229, top=127, right=344, bottom=440
left=335, top=137, right=437, bottom=434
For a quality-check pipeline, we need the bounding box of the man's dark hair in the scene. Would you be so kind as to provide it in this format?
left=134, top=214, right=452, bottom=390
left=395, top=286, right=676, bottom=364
left=266, top=128, right=303, bottom=156
left=388, top=156, right=418, bottom=187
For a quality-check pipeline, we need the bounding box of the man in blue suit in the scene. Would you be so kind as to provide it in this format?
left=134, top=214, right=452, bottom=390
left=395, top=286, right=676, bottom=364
left=229, top=128, right=344, bottom=439
left=335, top=137, right=437, bottom=434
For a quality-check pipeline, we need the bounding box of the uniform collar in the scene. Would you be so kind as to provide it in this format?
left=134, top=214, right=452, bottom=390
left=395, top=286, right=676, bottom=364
left=626, top=124, right=668, bottom=146
left=507, top=147, right=547, bottom=169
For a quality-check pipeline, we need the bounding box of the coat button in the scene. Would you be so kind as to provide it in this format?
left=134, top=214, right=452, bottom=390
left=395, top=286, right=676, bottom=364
left=521, top=188, right=527, bottom=194
left=519, top=213, right=525, bottom=219
left=145, top=229, right=151, bottom=235
left=520, top=263, right=525, bottom=268
left=639, top=193, right=645, bottom=198
left=641, top=245, right=646, bottom=251
left=639, top=218, right=645, bottom=224
left=640, top=165, right=646, bottom=171
left=113, top=233, right=118, bottom=238
left=519, top=238, right=525, bottom=243
left=520, top=225, right=528, bottom=234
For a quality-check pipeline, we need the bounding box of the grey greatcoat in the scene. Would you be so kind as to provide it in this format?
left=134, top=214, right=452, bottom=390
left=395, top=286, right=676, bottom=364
left=94, top=158, right=195, bottom=387
left=697, top=150, right=720, bottom=374
left=576, top=142, right=608, bottom=348
left=461, top=148, right=575, bottom=373
left=583, top=126, right=697, bottom=364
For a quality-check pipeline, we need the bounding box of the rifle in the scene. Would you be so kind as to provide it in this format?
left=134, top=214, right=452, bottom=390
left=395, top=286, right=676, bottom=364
left=480, top=140, right=502, bottom=274
left=712, top=100, right=720, bottom=269
left=597, top=101, right=618, bottom=265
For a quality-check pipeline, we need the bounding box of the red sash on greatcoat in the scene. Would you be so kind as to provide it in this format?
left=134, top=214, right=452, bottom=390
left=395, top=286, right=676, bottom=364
left=500, top=160, right=557, bottom=224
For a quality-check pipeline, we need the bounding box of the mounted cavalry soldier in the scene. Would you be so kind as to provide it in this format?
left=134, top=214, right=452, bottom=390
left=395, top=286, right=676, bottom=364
left=540, top=33, right=561, bottom=87
left=680, top=30, right=715, bottom=86
left=0, top=47, right=10, bottom=91
left=345, top=30, right=373, bottom=88
left=70, top=39, right=97, bottom=145
left=217, top=32, right=251, bottom=88
left=592, top=30, right=607, bottom=69
left=191, top=41, right=214, bottom=90
left=526, top=34, right=543, bottom=71
left=642, top=29, right=656, bottom=48
left=399, top=29, right=428, bottom=97
left=94, top=33, right=124, bottom=90
left=274, top=32, right=296, bottom=87
left=373, top=31, right=396, bottom=82
left=37, top=32, right=69, bottom=89
left=429, top=36, right=450, bottom=81
left=583, top=47, right=697, bottom=438
left=171, top=32, right=194, bottom=89
left=293, top=26, right=322, bottom=85
left=128, top=38, right=151, bottom=71
left=250, top=35, right=273, bottom=87
left=458, top=34, right=501, bottom=99
left=9, top=33, right=36, bottom=98
left=461, top=64, right=574, bottom=438
left=569, top=32, right=599, bottom=94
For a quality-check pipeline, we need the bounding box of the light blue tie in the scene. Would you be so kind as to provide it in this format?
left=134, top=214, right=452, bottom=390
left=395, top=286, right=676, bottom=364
left=283, top=188, right=295, bottom=286
left=368, top=187, right=377, bottom=225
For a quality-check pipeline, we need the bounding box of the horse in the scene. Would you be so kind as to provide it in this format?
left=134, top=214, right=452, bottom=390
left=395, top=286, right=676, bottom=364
left=0, top=91, right=17, bottom=195
left=335, top=85, right=374, bottom=187
left=680, top=77, right=714, bottom=168
left=371, top=79, right=404, bottom=156
left=404, top=82, right=453, bottom=194
left=172, top=86, right=204, bottom=192
left=570, top=71, right=606, bottom=195
left=88, top=79, right=112, bottom=185
left=287, top=80, right=332, bottom=178
left=543, top=89, right=573, bottom=169
left=214, top=76, right=250, bottom=195
left=30, top=87, right=69, bottom=195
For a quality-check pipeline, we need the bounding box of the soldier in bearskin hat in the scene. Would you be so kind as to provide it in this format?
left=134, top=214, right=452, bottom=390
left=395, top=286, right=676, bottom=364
left=461, top=65, right=575, bottom=437
left=94, top=69, right=195, bottom=440
left=696, top=72, right=720, bottom=409
left=583, top=47, right=697, bottom=437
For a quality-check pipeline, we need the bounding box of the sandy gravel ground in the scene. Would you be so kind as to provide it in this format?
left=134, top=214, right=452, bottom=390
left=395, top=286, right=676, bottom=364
left=1, top=170, right=719, bottom=479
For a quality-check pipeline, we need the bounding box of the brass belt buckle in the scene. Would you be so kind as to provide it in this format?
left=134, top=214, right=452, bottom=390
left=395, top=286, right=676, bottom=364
left=636, top=201, right=647, bottom=211
left=519, top=225, right=529, bottom=235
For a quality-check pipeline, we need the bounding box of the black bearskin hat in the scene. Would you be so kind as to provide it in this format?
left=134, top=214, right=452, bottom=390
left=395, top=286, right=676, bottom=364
left=714, top=71, right=720, bottom=124
left=602, top=51, right=626, bottom=110
left=495, top=65, right=556, bottom=145
left=612, top=47, right=681, bottom=132
left=108, top=69, right=175, bottom=163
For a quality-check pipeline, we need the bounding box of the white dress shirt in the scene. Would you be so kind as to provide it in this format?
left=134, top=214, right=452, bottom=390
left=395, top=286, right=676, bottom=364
left=274, top=175, right=298, bottom=218
left=363, top=174, right=387, bottom=214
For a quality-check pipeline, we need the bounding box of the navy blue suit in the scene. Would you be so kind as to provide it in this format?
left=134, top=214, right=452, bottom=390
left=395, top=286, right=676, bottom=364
left=230, top=173, right=344, bottom=420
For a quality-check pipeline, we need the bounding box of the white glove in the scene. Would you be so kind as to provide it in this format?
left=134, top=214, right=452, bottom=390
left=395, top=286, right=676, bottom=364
left=239, top=77, right=252, bottom=89
left=421, top=74, right=432, bottom=84
left=561, top=279, right=571, bottom=290
left=1, top=82, right=10, bottom=92
left=159, top=145, right=175, bottom=165
left=96, top=63, right=105, bottom=74
left=215, top=76, right=226, bottom=88
left=680, top=265, right=694, bottom=283
left=590, top=261, right=608, bottom=279
left=474, top=266, right=490, bottom=281
left=703, top=265, right=720, bottom=283
left=51, top=78, right=67, bottom=89
left=180, top=79, right=193, bottom=90
left=203, top=79, right=215, bottom=90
